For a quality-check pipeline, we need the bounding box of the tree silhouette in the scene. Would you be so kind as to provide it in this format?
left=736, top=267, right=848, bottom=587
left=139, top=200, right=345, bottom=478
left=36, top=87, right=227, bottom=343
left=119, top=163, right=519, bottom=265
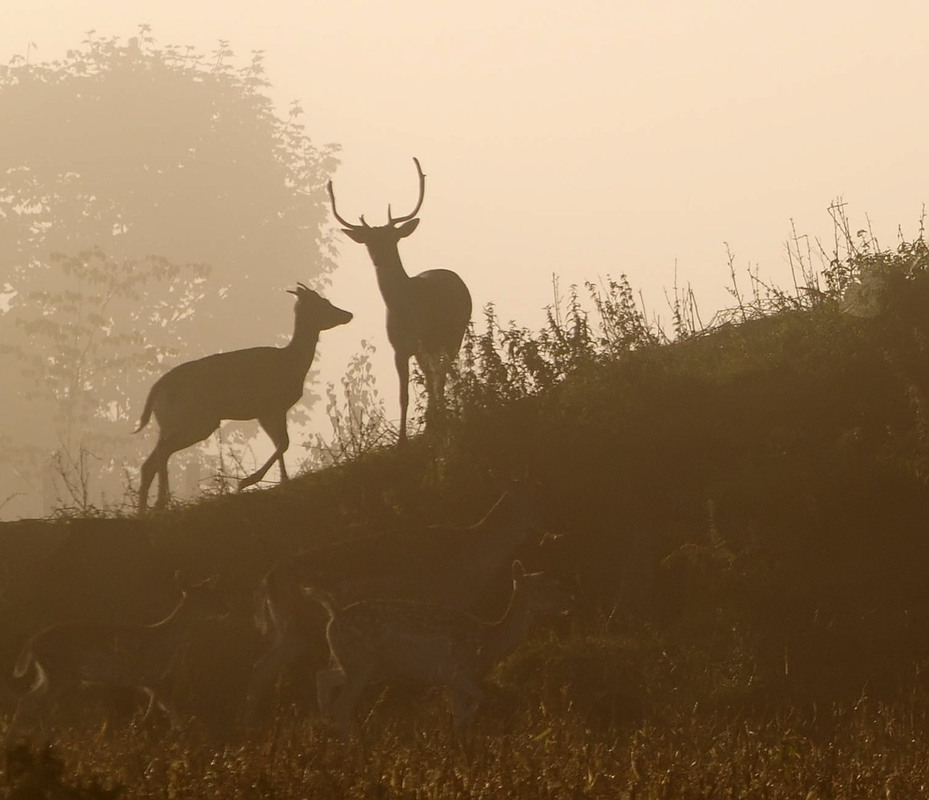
left=0, top=26, right=339, bottom=517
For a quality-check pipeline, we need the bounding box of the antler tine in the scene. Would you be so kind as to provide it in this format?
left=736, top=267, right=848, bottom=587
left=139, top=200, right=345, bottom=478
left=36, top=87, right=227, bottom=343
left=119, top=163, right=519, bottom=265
left=387, top=157, right=426, bottom=226
left=327, top=178, right=363, bottom=230
left=287, top=282, right=310, bottom=297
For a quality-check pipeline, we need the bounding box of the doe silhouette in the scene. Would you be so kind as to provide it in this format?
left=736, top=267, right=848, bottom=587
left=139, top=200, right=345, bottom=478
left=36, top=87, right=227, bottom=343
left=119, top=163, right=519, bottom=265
left=312, top=560, right=572, bottom=737
left=328, top=158, right=471, bottom=442
left=244, top=481, right=544, bottom=723
left=6, top=574, right=228, bottom=737
left=134, top=285, right=352, bottom=513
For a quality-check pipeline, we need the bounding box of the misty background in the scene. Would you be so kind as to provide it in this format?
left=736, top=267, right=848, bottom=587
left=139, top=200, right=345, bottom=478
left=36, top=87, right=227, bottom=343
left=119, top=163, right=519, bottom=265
left=2, top=0, right=927, bottom=518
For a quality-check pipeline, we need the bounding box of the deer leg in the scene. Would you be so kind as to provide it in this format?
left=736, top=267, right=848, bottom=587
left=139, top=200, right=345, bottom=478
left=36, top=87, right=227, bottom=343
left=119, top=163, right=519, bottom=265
left=141, top=425, right=214, bottom=513
left=417, top=358, right=435, bottom=432
left=7, top=663, right=68, bottom=745
left=138, top=686, right=160, bottom=724
left=155, top=459, right=170, bottom=509
left=139, top=444, right=168, bottom=514
left=416, top=353, right=448, bottom=435
left=239, top=414, right=289, bottom=491
left=449, top=675, right=484, bottom=731
left=6, top=679, right=49, bottom=746
left=6, top=694, right=38, bottom=746
left=315, top=659, right=345, bottom=719
left=137, top=686, right=183, bottom=730
left=330, top=665, right=375, bottom=739
left=395, top=352, right=410, bottom=443
left=429, top=358, right=448, bottom=432
left=244, top=632, right=308, bottom=725
left=155, top=693, right=185, bottom=730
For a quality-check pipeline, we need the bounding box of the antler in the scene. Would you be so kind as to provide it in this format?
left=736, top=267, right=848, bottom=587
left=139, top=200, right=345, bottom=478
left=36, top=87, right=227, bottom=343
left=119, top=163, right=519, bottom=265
left=327, top=179, right=367, bottom=230
left=327, top=157, right=426, bottom=228
left=288, top=282, right=313, bottom=297
left=387, top=157, right=426, bottom=225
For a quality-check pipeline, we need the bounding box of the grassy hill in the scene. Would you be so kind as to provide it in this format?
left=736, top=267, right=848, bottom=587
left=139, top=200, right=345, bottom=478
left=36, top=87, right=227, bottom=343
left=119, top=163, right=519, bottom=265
left=5, top=234, right=929, bottom=796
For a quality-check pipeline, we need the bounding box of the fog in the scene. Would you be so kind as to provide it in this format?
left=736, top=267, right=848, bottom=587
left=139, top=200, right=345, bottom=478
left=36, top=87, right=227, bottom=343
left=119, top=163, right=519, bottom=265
left=2, top=0, right=927, bottom=517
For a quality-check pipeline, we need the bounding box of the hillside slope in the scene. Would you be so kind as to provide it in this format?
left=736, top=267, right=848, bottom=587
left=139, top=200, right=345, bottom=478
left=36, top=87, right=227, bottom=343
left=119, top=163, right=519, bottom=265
left=5, top=247, right=929, bottom=730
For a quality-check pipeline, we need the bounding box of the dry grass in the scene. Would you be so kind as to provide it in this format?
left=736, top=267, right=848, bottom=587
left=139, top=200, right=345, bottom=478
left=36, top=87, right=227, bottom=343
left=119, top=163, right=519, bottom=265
left=6, top=694, right=929, bottom=798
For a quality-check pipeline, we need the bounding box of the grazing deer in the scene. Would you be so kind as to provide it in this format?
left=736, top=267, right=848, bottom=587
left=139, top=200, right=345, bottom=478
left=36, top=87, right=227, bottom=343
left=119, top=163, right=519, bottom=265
left=134, top=285, right=352, bottom=513
left=6, top=575, right=228, bottom=738
left=328, top=158, right=472, bottom=442
left=312, top=560, right=572, bottom=737
left=244, top=483, right=544, bottom=723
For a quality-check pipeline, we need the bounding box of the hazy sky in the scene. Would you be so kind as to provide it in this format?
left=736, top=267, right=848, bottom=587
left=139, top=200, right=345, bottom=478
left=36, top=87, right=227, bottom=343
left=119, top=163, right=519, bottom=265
left=5, top=0, right=929, bottom=424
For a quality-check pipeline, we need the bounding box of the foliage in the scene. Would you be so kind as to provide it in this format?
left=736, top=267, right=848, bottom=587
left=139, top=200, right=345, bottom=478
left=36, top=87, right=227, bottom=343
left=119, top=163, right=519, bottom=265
left=453, top=274, right=659, bottom=413
left=1, top=248, right=206, bottom=515
left=0, top=27, right=339, bottom=517
left=303, top=339, right=395, bottom=468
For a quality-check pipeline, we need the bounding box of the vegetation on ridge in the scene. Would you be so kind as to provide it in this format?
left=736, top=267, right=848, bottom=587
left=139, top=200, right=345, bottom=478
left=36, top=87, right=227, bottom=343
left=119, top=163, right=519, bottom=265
left=5, top=208, right=929, bottom=796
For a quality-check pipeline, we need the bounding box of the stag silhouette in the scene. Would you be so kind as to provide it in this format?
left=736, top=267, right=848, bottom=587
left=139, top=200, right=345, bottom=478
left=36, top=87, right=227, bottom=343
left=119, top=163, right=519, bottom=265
left=328, top=158, right=471, bottom=442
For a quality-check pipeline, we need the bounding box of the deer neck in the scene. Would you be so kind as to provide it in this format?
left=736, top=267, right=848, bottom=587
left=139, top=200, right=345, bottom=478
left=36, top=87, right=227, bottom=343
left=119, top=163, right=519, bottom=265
left=286, top=321, right=322, bottom=371
left=479, top=586, right=534, bottom=671
left=367, top=245, right=412, bottom=308
left=466, top=497, right=533, bottom=577
left=136, top=603, right=192, bottom=662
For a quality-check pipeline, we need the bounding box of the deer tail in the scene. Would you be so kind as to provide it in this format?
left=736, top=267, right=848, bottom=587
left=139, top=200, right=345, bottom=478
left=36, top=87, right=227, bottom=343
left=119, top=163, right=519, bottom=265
left=253, top=573, right=279, bottom=637
left=132, top=383, right=158, bottom=434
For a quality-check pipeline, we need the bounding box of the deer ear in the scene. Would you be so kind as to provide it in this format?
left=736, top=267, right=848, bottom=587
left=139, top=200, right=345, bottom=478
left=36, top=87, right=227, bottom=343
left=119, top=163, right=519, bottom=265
left=396, top=218, right=419, bottom=238
left=342, top=228, right=367, bottom=243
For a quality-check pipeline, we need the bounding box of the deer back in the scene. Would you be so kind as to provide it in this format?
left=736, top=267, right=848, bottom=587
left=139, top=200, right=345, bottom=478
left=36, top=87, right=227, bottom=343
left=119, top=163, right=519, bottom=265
left=281, top=496, right=540, bottom=612
left=153, top=347, right=305, bottom=423
left=327, top=599, right=485, bottom=684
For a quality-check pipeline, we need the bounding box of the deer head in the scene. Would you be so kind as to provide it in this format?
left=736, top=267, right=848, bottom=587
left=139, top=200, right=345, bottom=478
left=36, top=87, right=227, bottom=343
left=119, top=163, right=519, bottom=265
left=327, top=157, right=426, bottom=256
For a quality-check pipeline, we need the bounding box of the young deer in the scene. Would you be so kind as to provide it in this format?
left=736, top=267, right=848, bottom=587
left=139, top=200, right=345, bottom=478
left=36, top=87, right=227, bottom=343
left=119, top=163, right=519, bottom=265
left=7, top=575, right=228, bottom=738
left=245, top=483, right=544, bottom=723
left=134, top=285, right=352, bottom=513
left=312, top=561, right=572, bottom=736
left=328, top=158, right=471, bottom=442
